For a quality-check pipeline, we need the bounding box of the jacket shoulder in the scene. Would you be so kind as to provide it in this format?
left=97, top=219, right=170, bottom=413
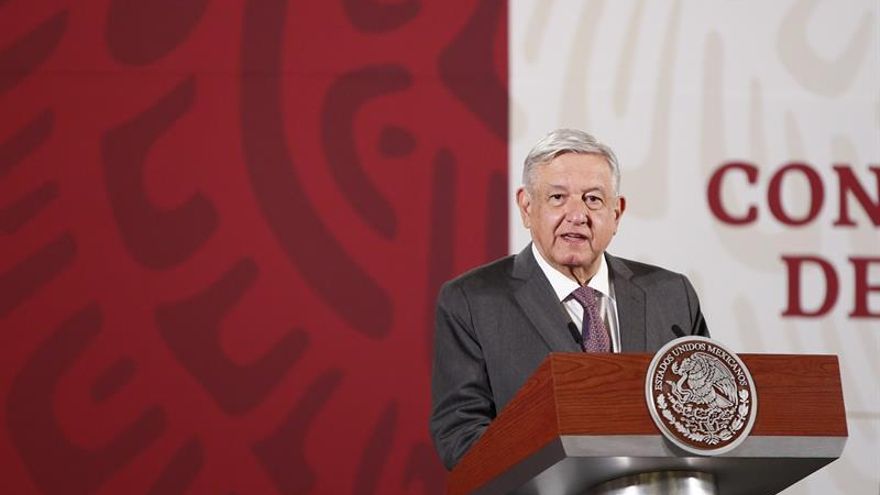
left=609, top=254, right=686, bottom=282
left=441, top=255, right=517, bottom=294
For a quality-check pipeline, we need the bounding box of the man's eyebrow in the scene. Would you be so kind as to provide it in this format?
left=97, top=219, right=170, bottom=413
left=544, top=185, right=609, bottom=195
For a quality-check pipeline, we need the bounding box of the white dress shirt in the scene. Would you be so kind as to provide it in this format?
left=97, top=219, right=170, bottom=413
left=531, top=243, right=622, bottom=352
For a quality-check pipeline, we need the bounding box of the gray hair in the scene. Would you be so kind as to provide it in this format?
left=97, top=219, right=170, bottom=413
left=522, top=128, right=621, bottom=194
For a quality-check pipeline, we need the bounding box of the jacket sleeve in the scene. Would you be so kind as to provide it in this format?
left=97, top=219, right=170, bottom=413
left=429, top=281, right=496, bottom=470
left=682, top=275, right=710, bottom=337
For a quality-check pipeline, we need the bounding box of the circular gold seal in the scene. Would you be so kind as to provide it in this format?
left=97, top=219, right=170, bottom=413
left=645, top=336, right=757, bottom=455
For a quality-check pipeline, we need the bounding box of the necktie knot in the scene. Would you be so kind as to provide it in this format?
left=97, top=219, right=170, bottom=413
left=571, top=285, right=601, bottom=310
left=570, top=286, right=610, bottom=352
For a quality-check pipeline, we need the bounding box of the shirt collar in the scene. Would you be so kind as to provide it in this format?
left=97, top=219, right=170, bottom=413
left=531, top=243, right=612, bottom=301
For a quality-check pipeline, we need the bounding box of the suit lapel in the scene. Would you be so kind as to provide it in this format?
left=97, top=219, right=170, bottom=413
left=511, top=246, right=581, bottom=352
left=607, top=253, right=647, bottom=352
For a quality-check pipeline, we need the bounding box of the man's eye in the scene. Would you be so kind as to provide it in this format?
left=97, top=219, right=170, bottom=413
left=549, top=194, right=564, bottom=201
left=585, top=195, right=605, bottom=209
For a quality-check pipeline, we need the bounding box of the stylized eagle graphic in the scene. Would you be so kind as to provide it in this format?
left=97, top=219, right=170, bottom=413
left=668, top=352, right=738, bottom=409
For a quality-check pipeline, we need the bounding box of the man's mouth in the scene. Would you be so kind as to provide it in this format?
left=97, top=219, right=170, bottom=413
left=560, top=232, right=588, bottom=242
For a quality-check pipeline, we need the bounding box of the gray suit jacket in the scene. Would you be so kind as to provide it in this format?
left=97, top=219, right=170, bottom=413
left=429, top=245, right=708, bottom=469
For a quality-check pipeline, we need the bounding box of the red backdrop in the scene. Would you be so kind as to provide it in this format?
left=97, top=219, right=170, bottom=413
left=0, top=1, right=508, bottom=493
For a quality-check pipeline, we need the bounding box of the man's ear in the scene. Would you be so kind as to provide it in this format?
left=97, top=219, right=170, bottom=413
left=613, top=195, right=626, bottom=233
left=516, top=187, right=531, bottom=229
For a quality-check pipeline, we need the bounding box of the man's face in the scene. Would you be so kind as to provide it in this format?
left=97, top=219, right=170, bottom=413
left=517, top=152, right=626, bottom=283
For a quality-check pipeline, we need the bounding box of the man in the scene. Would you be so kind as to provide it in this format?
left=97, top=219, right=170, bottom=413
left=430, top=129, right=709, bottom=470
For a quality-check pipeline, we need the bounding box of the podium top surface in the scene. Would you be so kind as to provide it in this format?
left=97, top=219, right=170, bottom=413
left=448, top=353, right=847, bottom=495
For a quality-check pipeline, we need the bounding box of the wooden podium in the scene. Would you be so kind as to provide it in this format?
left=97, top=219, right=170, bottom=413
left=448, top=353, right=847, bottom=495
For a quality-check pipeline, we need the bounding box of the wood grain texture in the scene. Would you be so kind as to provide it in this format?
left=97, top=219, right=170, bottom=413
left=743, top=354, right=847, bottom=436
left=447, top=359, right=558, bottom=495
left=447, top=352, right=847, bottom=494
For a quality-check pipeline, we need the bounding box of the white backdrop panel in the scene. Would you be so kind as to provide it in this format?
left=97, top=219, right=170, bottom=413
left=510, top=1, right=879, bottom=494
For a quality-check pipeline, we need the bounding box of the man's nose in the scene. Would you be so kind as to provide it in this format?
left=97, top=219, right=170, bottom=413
left=564, top=200, right=589, bottom=224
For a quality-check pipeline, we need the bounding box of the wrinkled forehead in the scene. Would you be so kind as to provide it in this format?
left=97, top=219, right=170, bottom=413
left=532, top=152, right=616, bottom=184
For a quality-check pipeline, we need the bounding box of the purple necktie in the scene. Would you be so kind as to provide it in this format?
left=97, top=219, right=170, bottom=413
left=571, top=286, right=611, bottom=352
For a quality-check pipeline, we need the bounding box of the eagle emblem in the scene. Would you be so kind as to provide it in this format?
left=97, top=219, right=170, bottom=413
left=669, top=352, right=738, bottom=409
left=645, top=337, right=757, bottom=455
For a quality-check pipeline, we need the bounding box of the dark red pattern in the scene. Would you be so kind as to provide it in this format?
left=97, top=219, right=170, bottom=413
left=1, top=0, right=506, bottom=493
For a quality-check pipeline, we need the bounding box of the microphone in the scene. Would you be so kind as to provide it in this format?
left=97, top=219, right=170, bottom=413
left=671, top=324, right=686, bottom=338
left=567, top=322, right=583, bottom=347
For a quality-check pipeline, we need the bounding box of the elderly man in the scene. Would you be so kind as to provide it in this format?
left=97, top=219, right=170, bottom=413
left=430, top=129, right=709, bottom=470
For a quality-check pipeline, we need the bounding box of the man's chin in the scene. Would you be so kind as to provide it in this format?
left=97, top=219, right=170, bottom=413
left=555, top=252, right=597, bottom=271
left=558, top=256, right=588, bottom=269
